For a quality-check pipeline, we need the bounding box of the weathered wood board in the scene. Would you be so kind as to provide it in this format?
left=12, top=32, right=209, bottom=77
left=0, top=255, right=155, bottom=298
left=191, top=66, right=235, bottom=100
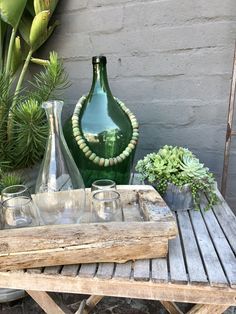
left=0, top=186, right=177, bottom=270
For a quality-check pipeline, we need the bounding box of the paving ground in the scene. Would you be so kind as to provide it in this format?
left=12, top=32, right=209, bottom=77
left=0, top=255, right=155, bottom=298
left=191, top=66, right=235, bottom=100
left=0, top=294, right=235, bottom=314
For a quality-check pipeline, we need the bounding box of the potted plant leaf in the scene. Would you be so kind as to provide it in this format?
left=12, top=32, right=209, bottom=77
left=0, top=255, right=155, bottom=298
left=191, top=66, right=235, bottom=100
left=135, top=145, right=219, bottom=211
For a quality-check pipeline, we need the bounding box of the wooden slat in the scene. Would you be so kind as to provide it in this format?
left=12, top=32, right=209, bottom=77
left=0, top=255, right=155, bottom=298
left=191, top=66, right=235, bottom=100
left=113, top=261, right=132, bottom=280
left=27, top=290, right=66, bottom=314
left=27, top=268, right=43, bottom=274
left=169, top=213, right=188, bottom=284
left=177, top=211, right=208, bottom=284
left=187, top=304, right=229, bottom=314
left=201, top=197, right=236, bottom=288
left=151, top=258, right=168, bottom=283
left=78, top=263, right=97, bottom=278
left=213, top=190, right=236, bottom=254
left=44, top=265, right=62, bottom=275
left=133, top=259, right=150, bottom=281
left=96, top=263, right=114, bottom=279
left=61, top=264, right=80, bottom=277
left=1, top=271, right=236, bottom=305
left=190, top=210, right=228, bottom=287
left=160, top=301, right=184, bottom=314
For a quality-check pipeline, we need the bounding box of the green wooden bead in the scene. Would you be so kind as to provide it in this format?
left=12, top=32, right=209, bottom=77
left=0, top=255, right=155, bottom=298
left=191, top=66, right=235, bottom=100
left=79, top=143, right=86, bottom=150
left=94, top=156, right=100, bottom=164
left=89, top=153, right=96, bottom=161
left=85, top=150, right=92, bottom=157
left=109, top=158, right=114, bottom=166
left=104, top=159, right=110, bottom=167
left=133, top=132, right=139, bottom=137
left=77, top=139, right=85, bottom=145
left=116, top=156, right=122, bottom=163
left=128, top=143, right=135, bottom=149
left=99, top=158, right=105, bottom=166
left=82, top=146, right=90, bottom=153
left=75, top=135, right=82, bottom=142
left=125, top=147, right=132, bottom=154
left=123, top=150, right=129, bottom=157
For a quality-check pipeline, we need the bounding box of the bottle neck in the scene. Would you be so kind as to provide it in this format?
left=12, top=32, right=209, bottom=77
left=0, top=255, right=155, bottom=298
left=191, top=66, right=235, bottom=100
left=89, top=62, right=112, bottom=96
left=43, top=101, right=64, bottom=138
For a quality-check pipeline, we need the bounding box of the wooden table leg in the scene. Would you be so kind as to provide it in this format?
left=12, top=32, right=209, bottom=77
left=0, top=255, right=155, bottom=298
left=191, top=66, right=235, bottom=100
left=26, top=290, right=67, bottom=314
left=160, top=301, right=184, bottom=314
left=187, top=304, right=229, bottom=314
left=75, top=295, right=104, bottom=314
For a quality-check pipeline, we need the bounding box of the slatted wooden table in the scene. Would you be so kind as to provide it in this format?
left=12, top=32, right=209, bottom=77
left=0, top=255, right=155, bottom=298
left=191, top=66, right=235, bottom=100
left=0, top=185, right=235, bottom=314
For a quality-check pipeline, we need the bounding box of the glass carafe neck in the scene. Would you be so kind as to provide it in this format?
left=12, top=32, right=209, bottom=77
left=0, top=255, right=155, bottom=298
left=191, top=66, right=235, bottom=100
left=89, top=56, right=112, bottom=96
left=43, top=100, right=63, bottom=137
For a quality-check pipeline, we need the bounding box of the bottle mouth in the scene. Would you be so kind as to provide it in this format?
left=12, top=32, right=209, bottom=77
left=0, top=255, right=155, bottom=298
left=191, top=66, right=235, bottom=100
left=92, top=56, right=107, bottom=64
left=42, top=100, right=64, bottom=110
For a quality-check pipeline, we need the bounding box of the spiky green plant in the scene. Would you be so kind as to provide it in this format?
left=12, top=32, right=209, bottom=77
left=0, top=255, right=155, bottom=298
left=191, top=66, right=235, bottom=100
left=0, top=52, right=70, bottom=168
left=0, top=1, right=71, bottom=171
left=136, top=145, right=219, bottom=211
left=0, top=172, right=24, bottom=192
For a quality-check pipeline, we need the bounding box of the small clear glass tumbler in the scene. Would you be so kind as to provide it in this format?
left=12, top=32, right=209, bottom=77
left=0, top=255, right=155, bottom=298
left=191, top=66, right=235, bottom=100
left=91, top=190, right=123, bottom=222
left=91, top=179, right=116, bottom=192
left=1, top=196, right=39, bottom=229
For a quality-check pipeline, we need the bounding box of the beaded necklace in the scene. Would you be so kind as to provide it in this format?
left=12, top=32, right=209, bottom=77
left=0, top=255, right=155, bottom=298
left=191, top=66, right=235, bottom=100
left=72, top=96, right=139, bottom=167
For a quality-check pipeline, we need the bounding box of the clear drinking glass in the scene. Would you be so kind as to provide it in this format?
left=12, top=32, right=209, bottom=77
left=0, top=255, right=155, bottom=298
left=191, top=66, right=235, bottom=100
left=1, top=196, right=39, bottom=229
left=91, top=190, right=123, bottom=222
left=1, top=185, right=31, bottom=202
left=91, top=179, right=116, bottom=192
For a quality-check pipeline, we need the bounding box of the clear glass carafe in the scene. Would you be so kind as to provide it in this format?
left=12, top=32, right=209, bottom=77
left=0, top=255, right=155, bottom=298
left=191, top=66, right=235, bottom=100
left=35, top=100, right=85, bottom=225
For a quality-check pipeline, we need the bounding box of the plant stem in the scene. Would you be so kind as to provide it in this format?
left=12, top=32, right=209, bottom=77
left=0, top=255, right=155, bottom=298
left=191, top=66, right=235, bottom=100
left=12, top=49, right=33, bottom=108
left=7, top=49, right=33, bottom=141
left=5, top=28, right=16, bottom=75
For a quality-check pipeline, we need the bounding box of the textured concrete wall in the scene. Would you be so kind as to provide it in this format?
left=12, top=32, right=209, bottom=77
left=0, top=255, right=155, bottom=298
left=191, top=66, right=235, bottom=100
left=43, top=0, right=236, bottom=212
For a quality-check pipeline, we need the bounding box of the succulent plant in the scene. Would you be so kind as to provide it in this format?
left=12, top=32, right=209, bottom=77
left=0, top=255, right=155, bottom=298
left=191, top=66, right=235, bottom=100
left=136, top=145, right=218, bottom=211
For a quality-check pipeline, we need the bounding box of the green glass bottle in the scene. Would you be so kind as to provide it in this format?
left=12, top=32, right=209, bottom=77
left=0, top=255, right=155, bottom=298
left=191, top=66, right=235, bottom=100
left=63, top=56, right=139, bottom=187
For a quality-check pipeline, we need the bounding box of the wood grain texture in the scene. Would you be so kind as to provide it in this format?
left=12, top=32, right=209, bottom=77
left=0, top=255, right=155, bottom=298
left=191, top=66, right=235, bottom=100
left=201, top=196, right=236, bottom=288
left=160, top=301, right=184, bottom=314
left=213, top=190, right=236, bottom=254
left=151, top=258, right=168, bottom=283
left=189, top=210, right=228, bottom=287
left=0, top=186, right=177, bottom=270
left=26, top=290, right=66, bottom=314
left=1, top=271, right=234, bottom=305
left=169, top=213, right=188, bottom=284
left=177, top=211, right=208, bottom=284
left=187, top=304, right=229, bottom=314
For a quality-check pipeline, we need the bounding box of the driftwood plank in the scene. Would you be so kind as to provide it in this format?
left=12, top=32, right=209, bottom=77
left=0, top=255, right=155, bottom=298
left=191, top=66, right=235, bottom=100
left=0, top=222, right=174, bottom=270
left=177, top=211, right=208, bottom=284
left=0, top=186, right=177, bottom=270
left=151, top=258, right=168, bottom=283
left=190, top=210, right=228, bottom=287
left=201, top=196, right=236, bottom=288
left=133, top=259, right=150, bottom=281
left=212, top=190, right=236, bottom=254
left=169, top=213, right=188, bottom=284
left=78, top=264, right=97, bottom=278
